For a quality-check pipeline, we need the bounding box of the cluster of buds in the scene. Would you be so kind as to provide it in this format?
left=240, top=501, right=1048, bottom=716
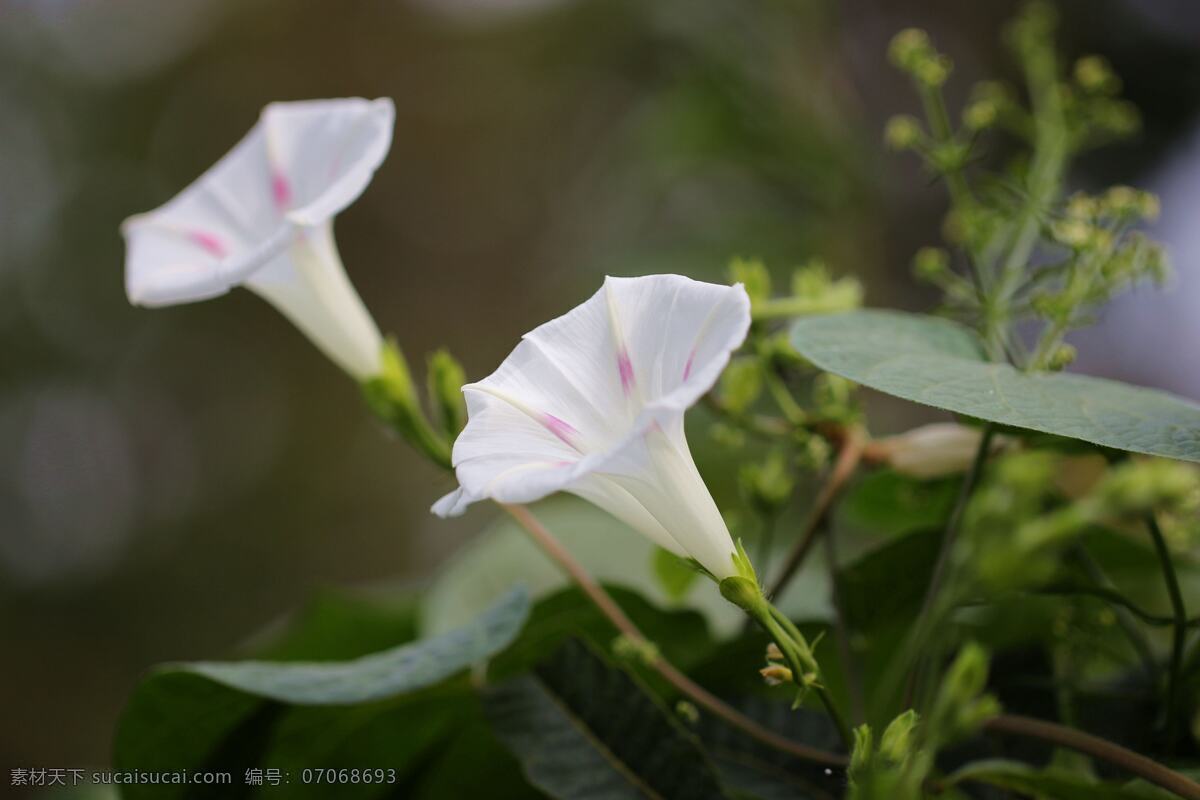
left=733, top=256, right=863, bottom=321
left=888, top=28, right=952, bottom=88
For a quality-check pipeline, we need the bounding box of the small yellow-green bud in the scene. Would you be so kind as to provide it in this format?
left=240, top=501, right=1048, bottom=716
left=729, top=256, right=772, bottom=303
left=740, top=450, right=795, bottom=512
left=1051, top=219, right=1093, bottom=249
left=1065, top=192, right=1097, bottom=220
left=1095, top=99, right=1140, bottom=137
left=612, top=634, right=660, bottom=667
left=1138, top=191, right=1161, bottom=221
left=963, top=100, right=998, bottom=131
left=765, top=642, right=784, bottom=662
left=1046, top=343, right=1076, bottom=371
left=1074, top=55, right=1120, bottom=94
left=884, top=115, right=923, bottom=151
left=913, top=246, right=950, bottom=281
left=718, top=356, right=763, bottom=414
left=915, top=55, right=952, bottom=87
left=888, top=28, right=931, bottom=70
left=675, top=701, right=700, bottom=725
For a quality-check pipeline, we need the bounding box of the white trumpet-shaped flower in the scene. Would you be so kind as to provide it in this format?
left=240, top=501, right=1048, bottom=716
left=433, top=274, right=751, bottom=579
left=122, top=97, right=394, bottom=379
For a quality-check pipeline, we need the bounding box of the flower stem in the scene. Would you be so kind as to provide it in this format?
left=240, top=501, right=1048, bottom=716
left=984, top=714, right=1200, bottom=800
left=905, top=423, right=996, bottom=707
left=500, top=502, right=849, bottom=768
left=767, top=426, right=865, bottom=599
left=1145, top=514, right=1188, bottom=748
left=496, top=502, right=1200, bottom=798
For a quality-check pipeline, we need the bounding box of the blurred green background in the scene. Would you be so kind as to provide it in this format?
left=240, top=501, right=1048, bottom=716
left=2, top=0, right=1199, bottom=774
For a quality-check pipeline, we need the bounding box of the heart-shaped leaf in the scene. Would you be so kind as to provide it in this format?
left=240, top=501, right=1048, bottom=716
left=791, top=311, right=1200, bottom=462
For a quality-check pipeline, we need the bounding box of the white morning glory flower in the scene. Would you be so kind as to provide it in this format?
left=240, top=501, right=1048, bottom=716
left=121, top=97, right=394, bottom=380
left=433, top=274, right=752, bottom=579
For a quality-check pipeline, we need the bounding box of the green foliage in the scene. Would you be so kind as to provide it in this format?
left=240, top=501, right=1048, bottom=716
left=792, top=310, right=1200, bottom=462
left=485, top=639, right=732, bottom=799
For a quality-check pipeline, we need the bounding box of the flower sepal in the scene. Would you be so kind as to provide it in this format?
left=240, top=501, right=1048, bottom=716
left=362, top=340, right=452, bottom=469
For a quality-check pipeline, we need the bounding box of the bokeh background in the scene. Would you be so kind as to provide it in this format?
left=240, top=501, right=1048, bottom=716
left=2, top=0, right=1200, bottom=774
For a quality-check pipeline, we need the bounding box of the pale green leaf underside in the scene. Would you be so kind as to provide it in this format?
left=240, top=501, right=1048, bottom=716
left=158, top=587, right=529, bottom=705
left=791, top=311, right=1200, bottom=462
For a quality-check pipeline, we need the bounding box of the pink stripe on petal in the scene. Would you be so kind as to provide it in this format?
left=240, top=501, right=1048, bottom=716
left=542, top=414, right=578, bottom=446
left=682, top=350, right=696, bottom=381
left=189, top=230, right=227, bottom=258
left=271, top=173, right=292, bottom=209
left=617, top=349, right=636, bottom=394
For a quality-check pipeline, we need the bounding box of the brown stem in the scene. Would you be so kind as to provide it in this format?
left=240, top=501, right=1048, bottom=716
left=501, top=502, right=848, bottom=769
left=501, top=503, right=1200, bottom=798
left=767, top=426, right=866, bottom=599
left=983, top=714, right=1200, bottom=800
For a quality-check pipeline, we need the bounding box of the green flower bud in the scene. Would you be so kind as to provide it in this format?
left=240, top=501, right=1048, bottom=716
left=1065, top=192, right=1097, bottom=220
left=913, top=246, right=950, bottom=282
left=930, top=141, right=969, bottom=173
left=962, top=100, right=998, bottom=131
left=1094, top=98, right=1140, bottom=137
left=888, top=28, right=932, bottom=70
left=427, top=348, right=468, bottom=437
left=729, top=256, right=772, bottom=304
left=675, top=701, right=700, bottom=725
left=1074, top=55, right=1120, bottom=94
left=878, top=710, right=920, bottom=765
left=884, top=115, right=923, bottom=151
left=1098, top=460, right=1200, bottom=518
left=1051, top=219, right=1093, bottom=249
left=740, top=450, right=795, bottom=512
left=719, top=575, right=765, bottom=614
left=848, top=724, right=874, bottom=780
left=1138, top=191, right=1161, bottom=221
left=1046, top=343, right=1076, bottom=371
left=612, top=634, right=660, bottom=667
left=915, top=55, right=952, bottom=87
left=718, top=356, right=763, bottom=414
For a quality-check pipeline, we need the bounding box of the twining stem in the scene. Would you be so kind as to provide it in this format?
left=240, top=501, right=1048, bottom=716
left=904, top=423, right=996, bottom=708
left=1145, top=514, right=1188, bottom=747
left=768, top=427, right=866, bottom=599
left=500, top=502, right=849, bottom=768
left=499, top=502, right=1200, bottom=799
left=985, top=714, right=1200, bottom=800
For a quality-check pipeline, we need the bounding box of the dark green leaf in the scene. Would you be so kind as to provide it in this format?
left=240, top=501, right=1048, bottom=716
left=791, top=311, right=1200, bottom=461
left=162, top=587, right=528, bottom=705
left=486, top=639, right=732, bottom=799
left=114, top=589, right=530, bottom=799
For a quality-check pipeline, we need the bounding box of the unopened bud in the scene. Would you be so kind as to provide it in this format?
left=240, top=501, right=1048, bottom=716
left=1074, top=55, right=1120, bottom=94
left=888, top=28, right=931, bottom=70
left=963, top=100, right=998, bottom=131
left=913, top=246, right=950, bottom=282
left=884, top=115, right=923, bottom=151
left=760, top=664, right=794, bottom=686
left=612, top=634, right=660, bottom=667
left=1046, top=343, right=1076, bottom=371
left=878, top=710, right=920, bottom=765
left=877, top=423, right=999, bottom=479
left=675, top=700, right=700, bottom=725
left=765, top=643, right=784, bottom=662
left=729, top=256, right=772, bottom=303
left=427, top=348, right=467, bottom=437
left=1051, top=219, right=1093, bottom=249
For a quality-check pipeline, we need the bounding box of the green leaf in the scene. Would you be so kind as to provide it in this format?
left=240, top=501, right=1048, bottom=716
left=695, top=696, right=843, bottom=800
left=839, top=469, right=957, bottom=537
left=491, top=585, right=716, bottom=697
left=113, top=590, right=531, bottom=799
left=654, top=547, right=702, bottom=600
left=486, top=639, right=732, bottom=799
left=791, top=311, right=1200, bottom=461
left=948, top=758, right=1176, bottom=799
left=166, top=586, right=529, bottom=705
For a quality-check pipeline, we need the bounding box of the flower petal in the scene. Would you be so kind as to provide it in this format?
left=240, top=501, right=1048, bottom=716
left=121, top=97, right=394, bottom=307
left=434, top=274, right=750, bottom=576
left=264, top=98, right=395, bottom=227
